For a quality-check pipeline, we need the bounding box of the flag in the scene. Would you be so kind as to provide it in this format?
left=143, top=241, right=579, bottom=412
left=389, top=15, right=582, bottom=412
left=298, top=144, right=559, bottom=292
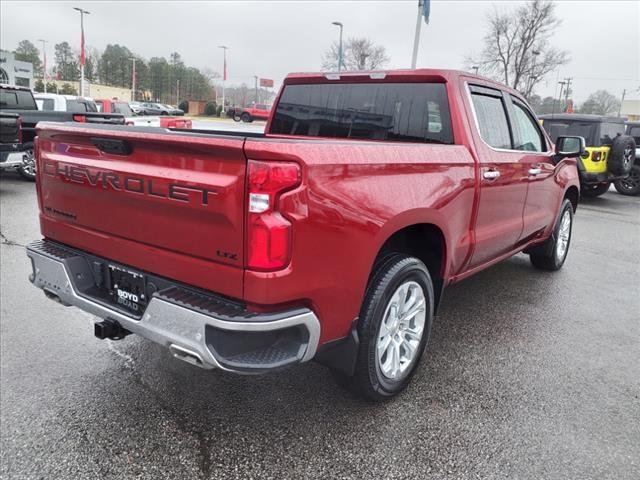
left=79, top=20, right=86, bottom=66
left=422, top=0, right=430, bottom=24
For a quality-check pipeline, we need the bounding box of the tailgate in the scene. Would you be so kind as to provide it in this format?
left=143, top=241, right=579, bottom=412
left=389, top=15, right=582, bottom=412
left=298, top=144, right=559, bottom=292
left=36, top=123, right=248, bottom=299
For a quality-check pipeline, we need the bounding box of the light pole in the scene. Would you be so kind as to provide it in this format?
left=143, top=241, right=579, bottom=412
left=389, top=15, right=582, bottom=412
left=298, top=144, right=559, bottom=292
left=73, top=7, right=90, bottom=96
left=254, top=75, right=259, bottom=104
left=37, top=39, right=48, bottom=93
left=527, top=50, right=541, bottom=95
left=472, top=65, right=479, bottom=75
left=130, top=57, right=136, bottom=101
left=218, top=45, right=228, bottom=114
left=332, top=21, right=343, bottom=72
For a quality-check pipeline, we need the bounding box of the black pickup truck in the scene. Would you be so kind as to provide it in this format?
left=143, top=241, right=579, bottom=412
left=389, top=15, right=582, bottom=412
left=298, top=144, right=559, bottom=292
left=0, top=84, right=125, bottom=180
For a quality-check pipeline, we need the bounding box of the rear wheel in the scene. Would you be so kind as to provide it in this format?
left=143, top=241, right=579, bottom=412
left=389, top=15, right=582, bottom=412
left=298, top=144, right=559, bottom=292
left=529, top=199, right=573, bottom=271
left=17, top=144, right=36, bottom=181
left=613, top=165, right=640, bottom=196
left=332, top=254, right=434, bottom=401
left=581, top=182, right=610, bottom=198
left=241, top=113, right=252, bottom=123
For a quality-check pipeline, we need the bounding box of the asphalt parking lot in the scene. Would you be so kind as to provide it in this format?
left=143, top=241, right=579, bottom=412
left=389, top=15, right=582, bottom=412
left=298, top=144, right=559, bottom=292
left=1, top=172, right=638, bottom=480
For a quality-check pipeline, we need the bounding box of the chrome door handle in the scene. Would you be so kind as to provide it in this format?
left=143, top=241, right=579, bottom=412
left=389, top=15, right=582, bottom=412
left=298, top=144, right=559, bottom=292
left=528, top=167, right=542, bottom=175
left=483, top=170, right=501, bottom=180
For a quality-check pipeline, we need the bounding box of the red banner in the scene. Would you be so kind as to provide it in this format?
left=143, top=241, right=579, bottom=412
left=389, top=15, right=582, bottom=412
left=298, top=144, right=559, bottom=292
left=259, top=78, right=274, bottom=88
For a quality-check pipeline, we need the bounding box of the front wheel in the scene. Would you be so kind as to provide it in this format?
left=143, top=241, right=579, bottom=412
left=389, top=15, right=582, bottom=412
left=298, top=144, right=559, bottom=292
left=332, top=254, right=434, bottom=401
left=529, top=199, right=573, bottom=271
left=581, top=182, right=610, bottom=198
left=17, top=144, right=36, bottom=181
left=613, top=165, right=640, bottom=196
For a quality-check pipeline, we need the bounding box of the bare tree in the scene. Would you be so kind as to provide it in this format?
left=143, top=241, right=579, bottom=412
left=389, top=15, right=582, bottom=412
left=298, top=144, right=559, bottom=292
left=466, top=0, right=569, bottom=98
left=578, top=90, right=621, bottom=115
left=322, top=37, right=390, bottom=71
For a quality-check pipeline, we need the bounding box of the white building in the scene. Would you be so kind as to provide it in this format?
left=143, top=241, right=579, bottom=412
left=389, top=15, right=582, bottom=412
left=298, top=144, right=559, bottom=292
left=0, top=50, right=34, bottom=88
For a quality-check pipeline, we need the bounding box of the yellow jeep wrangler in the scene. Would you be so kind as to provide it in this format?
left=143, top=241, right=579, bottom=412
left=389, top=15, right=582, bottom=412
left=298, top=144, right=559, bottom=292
left=540, top=114, right=636, bottom=197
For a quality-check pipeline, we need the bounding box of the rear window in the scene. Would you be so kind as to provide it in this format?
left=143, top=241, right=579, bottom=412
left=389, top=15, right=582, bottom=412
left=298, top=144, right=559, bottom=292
left=66, top=99, right=88, bottom=112
left=599, top=122, right=625, bottom=145
left=270, top=82, right=453, bottom=144
left=0, top=89, right=37, bottom=110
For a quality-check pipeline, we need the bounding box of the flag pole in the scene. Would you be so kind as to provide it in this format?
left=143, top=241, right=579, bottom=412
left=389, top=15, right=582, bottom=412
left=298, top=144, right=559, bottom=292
left=74, top=7, right=90, bottom=96
left=411, top=1, right=423, bottom=69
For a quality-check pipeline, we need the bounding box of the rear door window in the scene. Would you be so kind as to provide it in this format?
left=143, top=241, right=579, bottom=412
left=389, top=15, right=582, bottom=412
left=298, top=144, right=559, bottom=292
left=270, top=82, right=453, bottom=144
left=627, top=126, right=640, bottom=144
left=470, top=90, right=512, bottom=149
left=599, top=122, right=625, bottom=145
left=510, top=101, right=545, bottom=152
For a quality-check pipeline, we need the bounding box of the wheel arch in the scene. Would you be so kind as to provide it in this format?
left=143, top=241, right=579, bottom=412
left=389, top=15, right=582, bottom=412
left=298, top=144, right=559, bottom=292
left=564, top=185, right=579, bottom=212
left=372, top=221, right=447, bottom=313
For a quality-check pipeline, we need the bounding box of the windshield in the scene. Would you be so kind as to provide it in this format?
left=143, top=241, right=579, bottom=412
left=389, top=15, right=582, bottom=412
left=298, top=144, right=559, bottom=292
left=113, top=102, right=133, bottom=115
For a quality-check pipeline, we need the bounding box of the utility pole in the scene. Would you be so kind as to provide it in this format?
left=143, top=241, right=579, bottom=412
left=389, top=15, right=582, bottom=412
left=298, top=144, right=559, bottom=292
left=332, top=22, right=344, bottom=72
left=218, top=45, right=228, bottom=114
left=554, top=80, right=566, bottom=115
left=37, top=39, right=48, bottom=92
left=73, top=7, right=90, bottom=96
left=130, top=57, right=136, bottom=101
left=618, top=89, right=626, bottom=117
left=563, top=77, right=572, bottom=104
left=254, top=75, right=258, bottom=104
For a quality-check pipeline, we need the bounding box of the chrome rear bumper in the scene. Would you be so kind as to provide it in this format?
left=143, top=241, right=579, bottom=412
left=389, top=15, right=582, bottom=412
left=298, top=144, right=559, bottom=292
left=26, top=240, right=321, bottom=372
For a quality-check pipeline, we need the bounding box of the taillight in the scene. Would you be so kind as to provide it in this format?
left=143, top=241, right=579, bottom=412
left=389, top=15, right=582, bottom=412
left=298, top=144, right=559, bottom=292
left=246, top=160, right=301, bottom=271
left=72, top=114, right=87, bottom=123
left=592, top=151, right=602, bottom=161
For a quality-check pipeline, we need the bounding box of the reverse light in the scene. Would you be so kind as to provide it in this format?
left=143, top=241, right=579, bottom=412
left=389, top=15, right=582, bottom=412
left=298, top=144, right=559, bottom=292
left=246, top=160, right=301, bottom=271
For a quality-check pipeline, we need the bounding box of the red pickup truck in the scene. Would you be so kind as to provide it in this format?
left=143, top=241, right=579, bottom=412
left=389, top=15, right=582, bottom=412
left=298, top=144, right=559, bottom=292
left=233, top=103, right=271, bottom=122
left=27, top=69, right=584, bottom=400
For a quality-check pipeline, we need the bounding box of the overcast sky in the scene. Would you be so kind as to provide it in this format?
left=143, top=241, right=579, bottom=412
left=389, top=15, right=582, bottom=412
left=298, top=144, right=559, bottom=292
left=1, top=0, right=638, bottom=102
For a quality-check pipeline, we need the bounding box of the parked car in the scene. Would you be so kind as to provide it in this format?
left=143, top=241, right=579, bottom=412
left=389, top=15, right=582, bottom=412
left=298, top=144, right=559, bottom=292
left=613, top=121, right=640, bottom=196
left=129, top=101, right=144, bottom=115
left=539, top=114, right=636, bottom=197
left=26, top=69, right=584, bottom=400
left=95, top=99, right=191, bottom=128
left=160, top=103, right=184, bottom=116
left=34, top=93, right=99, bottom=113
left=0, top=112, right=25, bottom=176
left=233, top=103, right=271, bottom=122
left=1, top=84, right=124, bottom=180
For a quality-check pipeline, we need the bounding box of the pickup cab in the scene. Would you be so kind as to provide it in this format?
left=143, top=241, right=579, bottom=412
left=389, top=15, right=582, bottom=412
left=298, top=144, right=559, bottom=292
left=26, top=69, right=584, bottom=400
left=1, top=84, right=124, bottom=180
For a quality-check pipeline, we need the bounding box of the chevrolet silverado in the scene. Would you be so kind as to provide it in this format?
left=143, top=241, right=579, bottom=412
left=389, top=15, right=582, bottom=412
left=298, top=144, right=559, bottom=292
left=26, top=69, right=585, bottom=400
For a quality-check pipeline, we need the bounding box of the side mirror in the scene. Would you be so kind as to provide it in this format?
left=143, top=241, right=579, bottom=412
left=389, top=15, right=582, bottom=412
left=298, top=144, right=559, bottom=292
left=554, top=135, right=586, bottom=163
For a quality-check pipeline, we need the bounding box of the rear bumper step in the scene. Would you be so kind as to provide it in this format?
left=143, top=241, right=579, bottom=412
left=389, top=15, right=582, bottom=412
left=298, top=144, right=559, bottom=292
left=26, top=239, right=321, bottom=373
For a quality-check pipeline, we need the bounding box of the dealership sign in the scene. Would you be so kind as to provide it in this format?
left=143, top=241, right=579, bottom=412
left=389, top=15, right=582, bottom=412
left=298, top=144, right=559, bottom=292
left=259, top=78, right=274, bottom=88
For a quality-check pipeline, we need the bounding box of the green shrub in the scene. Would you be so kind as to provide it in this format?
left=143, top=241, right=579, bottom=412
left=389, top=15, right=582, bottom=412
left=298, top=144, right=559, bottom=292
left=204, top=102, right=217, bottom=116
left=216, top=105, right=223, bottom=117
left=178, top=100, right=189, bottom=113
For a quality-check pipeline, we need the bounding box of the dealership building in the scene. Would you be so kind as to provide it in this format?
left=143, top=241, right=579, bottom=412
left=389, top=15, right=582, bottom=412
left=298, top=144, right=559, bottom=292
left=0, top=50, right=34, bottom=88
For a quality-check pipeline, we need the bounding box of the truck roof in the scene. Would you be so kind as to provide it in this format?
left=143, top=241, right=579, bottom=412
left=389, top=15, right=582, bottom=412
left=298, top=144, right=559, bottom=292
left=539, top=113, right=626, bottom=124
left=283, top=68, right=520, bottom=96
left=0, top=83, right=32, bottom=92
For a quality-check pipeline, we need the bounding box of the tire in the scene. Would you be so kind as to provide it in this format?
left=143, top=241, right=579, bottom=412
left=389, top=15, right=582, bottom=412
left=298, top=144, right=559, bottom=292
left=529, top=199, right=573, bottom=271
left=581, top=182, right=610, bottom=198
left=17, top=143, right=36, bottom=181
left=613, top=165, right=640, bottom=196
left=333, top=254, right=434, bottom=401
left=607, top=135, right=636, bottom=176
left=241, top=113, right=252, bottom=123
left=233, top=114, right=242, bottom=122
